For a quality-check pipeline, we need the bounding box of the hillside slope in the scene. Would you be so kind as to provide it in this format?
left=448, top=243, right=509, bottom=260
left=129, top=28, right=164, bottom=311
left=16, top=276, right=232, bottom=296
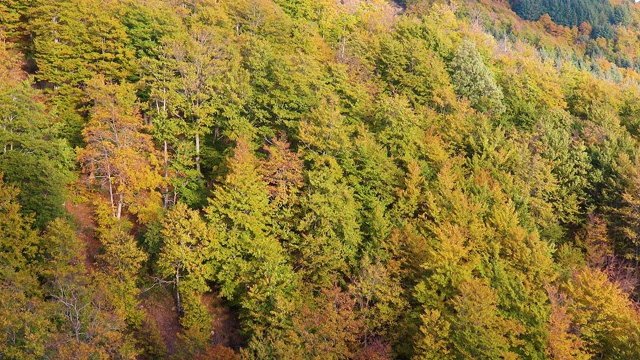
left=1, top=0, right=640, bottom=358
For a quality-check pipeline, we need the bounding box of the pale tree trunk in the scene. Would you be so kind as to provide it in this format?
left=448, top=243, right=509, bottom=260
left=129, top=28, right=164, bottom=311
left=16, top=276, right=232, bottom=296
left=175, top=265, right=183, bottom=315
left=107, top=174, right=115, bottom=218
left=195, top=131, right=201, bottom=176
left=116, top=193, right=123, bottom=220
left=163, top=140, right=170, bottom=208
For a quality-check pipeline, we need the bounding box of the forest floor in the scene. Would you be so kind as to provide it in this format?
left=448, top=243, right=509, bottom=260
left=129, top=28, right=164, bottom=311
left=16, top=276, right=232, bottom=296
left=64, top=197, right=100, bottom=270
left=205, top=293, right=243, bottom=349
left=64, top=184, right=242, bottom=356
left=142, top=287, right=182, bottom=355
left=140, top=288, right=243, bottom=356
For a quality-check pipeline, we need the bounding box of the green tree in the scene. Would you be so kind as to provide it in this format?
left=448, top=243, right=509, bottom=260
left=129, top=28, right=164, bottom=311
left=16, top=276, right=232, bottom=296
left=161, top=23, right=227, bottom=177
left=450, top=40, right=505, bottom=114
left=43, top=218, right=137, bottom=359
left=0, top=79, right=74, bottom=228
left=156, top=202, right=215, bottom=348
left=297, top=155, right=362, bottom=287
left=28, top=0, right=135, bottom=101
left=0, top=0, right=28, bottom=42
left=376, top=34, right=457, bottom=111
left=609, top=153, right=640, bottom=261
left=449, top=278, right=524, bottom=359
left=205, top=137, right=298, bottom=337
left=94, top=206, right=148, bottom=326
left=260, top=135, right=305, bottom=252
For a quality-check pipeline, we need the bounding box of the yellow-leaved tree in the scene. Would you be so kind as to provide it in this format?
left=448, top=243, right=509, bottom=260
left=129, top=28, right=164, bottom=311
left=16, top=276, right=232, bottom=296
left=78, top=75, right=162, bottom=222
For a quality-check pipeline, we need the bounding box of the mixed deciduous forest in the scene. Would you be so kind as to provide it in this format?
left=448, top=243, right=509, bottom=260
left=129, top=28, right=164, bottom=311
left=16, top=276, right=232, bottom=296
left=3, top=0, right=640, bottom=358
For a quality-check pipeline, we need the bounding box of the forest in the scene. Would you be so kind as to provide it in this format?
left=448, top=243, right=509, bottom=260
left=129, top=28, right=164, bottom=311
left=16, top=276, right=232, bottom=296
left=2, top=0, right=640, bottom=358
left=510, top=0, right=632, bottom=35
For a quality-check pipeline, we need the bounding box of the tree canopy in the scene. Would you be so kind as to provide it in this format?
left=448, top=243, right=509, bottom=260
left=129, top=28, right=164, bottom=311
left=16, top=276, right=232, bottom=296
left=3, top=0, right=640, bottom=358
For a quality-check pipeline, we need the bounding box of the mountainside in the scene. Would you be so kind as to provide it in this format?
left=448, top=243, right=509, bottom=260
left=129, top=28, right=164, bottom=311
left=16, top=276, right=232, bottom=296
left=2, top=0, right=640, bottom=358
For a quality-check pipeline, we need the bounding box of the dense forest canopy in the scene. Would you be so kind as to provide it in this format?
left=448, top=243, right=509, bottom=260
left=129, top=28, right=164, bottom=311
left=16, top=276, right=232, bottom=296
left=510, top=0, right=633, bottom=38
left=2, top=0, right=640, bottom=358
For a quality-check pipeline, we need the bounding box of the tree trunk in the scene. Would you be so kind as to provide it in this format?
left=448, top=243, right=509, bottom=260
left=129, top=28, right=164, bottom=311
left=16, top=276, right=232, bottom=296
left=108, top=174, right=115, bottom=217
left=175, top=267, right=183, bottom=315
left=195, top=131, right=201, bottom=176
left=163, top=140, right=170, bottom=208
left=116, top=193, right=123, bottom=220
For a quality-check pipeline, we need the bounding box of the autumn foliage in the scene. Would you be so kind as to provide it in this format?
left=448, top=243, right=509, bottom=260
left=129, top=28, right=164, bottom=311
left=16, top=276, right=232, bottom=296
left=3, top=0, right=640, bottom=358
